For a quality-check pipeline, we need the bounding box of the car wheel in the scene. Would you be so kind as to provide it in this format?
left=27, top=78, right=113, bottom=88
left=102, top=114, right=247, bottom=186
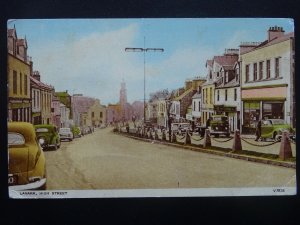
left=215, top=134, right=219, bottom=138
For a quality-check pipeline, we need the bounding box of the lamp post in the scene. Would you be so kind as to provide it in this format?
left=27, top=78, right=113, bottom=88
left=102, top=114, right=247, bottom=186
left=166, top=98, right=173, bottom=142
left=125, top=37, right=164, bottom=125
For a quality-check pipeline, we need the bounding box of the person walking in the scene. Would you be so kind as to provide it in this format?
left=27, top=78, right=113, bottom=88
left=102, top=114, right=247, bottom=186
left=255, top=120, right=262, bottom=141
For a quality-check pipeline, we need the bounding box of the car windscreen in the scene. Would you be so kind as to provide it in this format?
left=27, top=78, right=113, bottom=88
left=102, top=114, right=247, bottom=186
left=271, top=119, right=286, bottom=125
left=60, top=128, right=70, bottom=133
left=8, top=132, right=25, bottom=146
left=35, top=128, right=49, bottom=133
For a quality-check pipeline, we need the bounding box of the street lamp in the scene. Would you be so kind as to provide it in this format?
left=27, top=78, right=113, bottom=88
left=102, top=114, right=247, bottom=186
left=165, top=98, right=173, bottom=142
left=125, top=37, right=164, bottom=125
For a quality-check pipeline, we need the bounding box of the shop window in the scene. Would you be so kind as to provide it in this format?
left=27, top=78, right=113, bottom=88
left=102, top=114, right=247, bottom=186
left=262, top=102, right=284, bottom=120
left=243, top=102, right=260, bottom=128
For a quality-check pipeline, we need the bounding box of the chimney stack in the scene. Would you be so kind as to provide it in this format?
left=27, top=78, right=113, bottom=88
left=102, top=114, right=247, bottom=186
left=268, top=26, right=285, bottom=41
left=32, top=71, right=40, bottom=81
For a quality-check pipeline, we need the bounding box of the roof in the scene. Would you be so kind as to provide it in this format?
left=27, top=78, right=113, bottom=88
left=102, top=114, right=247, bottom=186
left=192, top=93, right=201, bottom=99
left=213, top=55, right=238, bottom=67
left=174, top=88, right=195, bottom=101
left=30, top=76, right=54, bottom=90
left=241, top=32, right=294, bottom=55
left=55, top=92, right=70, bottom=97
left=215, top=78, right=239, bottom=89
left=206, top=60, right=213, bottom=67
left=73, top=96, right=95, bottom=113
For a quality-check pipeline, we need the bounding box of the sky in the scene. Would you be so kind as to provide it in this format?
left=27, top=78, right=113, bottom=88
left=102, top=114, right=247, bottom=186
left=7, top=18, right=294, bottom=105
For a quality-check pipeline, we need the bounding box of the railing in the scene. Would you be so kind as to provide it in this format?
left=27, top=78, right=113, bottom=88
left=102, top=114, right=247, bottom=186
left=115, top=126, right=295, bottom=161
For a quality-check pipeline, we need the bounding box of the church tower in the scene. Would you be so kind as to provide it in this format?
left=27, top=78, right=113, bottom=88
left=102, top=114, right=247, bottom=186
left=119, top=79, right=127, bottom=106
left=119, top=79, right=127, bottom=121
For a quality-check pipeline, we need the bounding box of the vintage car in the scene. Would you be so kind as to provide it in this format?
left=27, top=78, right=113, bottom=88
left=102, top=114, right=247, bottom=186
left=171, top=122, right=191, bottom=134
left=35, top=124, right=61, bottom=150
left=209, top=115, right=230, bottom=137
left=59, top=127, right=74, bottom=141
left=8, top=122, right=47, bottom=190
left=71, top=126, right=82, bottom=138
left=261, top=119, right=295, bottom=141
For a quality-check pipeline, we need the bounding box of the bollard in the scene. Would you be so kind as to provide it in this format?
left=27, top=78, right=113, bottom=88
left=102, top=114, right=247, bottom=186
left=279, top=131, right=293, bottom=160
left=232, top=129, right=242, bottom=152
left=184, top=131, right=191, bottom=145
left=162, top=130, right=166, bottom=141
left=150, top=130, right=154, bottom=140
left=203, top=129, right=211, bottom=148
left=155, top=130, right=159, bottom=140
left=171, top=132, right=177, bottom=143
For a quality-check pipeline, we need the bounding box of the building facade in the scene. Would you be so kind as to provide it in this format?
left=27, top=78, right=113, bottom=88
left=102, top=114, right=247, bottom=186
left=7, top=27, right=31, bottom=122
left=240, top=26, right=295, bottom=133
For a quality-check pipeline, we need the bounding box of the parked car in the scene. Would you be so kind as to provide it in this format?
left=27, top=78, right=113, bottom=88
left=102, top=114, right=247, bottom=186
left=8, top=122, right=47, bottom=190
left=209, top=115, right=230, bottom=137
left=171, top=122, right=191, bottom=134
left=34, top=124, right=61, bottom=150
left=59, top=127, right=74, bottom=141
left=71, top=126, right=82, bottom=138
left=261, top=119, right=295, bottom=141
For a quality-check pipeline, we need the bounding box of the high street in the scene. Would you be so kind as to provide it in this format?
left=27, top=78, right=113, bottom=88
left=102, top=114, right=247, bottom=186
left=44, top=127, right=296, bottom=190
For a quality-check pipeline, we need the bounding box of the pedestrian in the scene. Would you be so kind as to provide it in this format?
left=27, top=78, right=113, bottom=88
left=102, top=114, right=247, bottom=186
left=206, top=117, right=211, bottom=129
left=255, top=120, right=262, bottom=141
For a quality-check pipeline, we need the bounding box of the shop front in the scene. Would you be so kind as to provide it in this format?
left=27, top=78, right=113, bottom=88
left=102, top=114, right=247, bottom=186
left=214, top=105, right=239, bottom=132
left=8, top=100, right=31, bottom=122
left=241, top=86, right=287, bottom=134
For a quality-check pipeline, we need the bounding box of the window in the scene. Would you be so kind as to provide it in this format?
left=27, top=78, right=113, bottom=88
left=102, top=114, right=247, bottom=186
left=210, top=87, right=212, bottom=104
left=253, top=63, right=257, bottom=81
left=225, top=89, right=228, bottom=101
left=246, top=65, right=250, bottom=82
left=100, top=112, right=103, bottom=118
left=92, top=112, right=94, bottom=118
left=262, top=102, right=284, bottom=120
left=243, top=102, right=260, bottom=128
left=217, top=72, right=219, bottom=77
left=266, top=60, right=271, bottom=79
left=205, top=89, right=208, bottom=104
left=209, top=71, right=212, bottom=79
left=13, top=70, right=17, bottom=94
left=198, top=101, right=201, bottom=112
left=193, top=101, right=196, bottom=111
left=259, top=61, right=263, bottom=80
left=20, top=73, right=23, bottom=95
left=217, top=90, right=220, bottom=101
left=234, top=88, right=237, bottom=101
left=275, top=57, right=280, bottom=78
left=24, top=75, right=28, bottom=95
left=33, top=90, right=36, bottom=108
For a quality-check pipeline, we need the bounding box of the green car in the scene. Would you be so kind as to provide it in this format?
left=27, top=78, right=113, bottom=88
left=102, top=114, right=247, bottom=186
left=34, top=124, right=61, bottom=150
left=209, top=115, right=230, bottom=137
left=261, top=119, right=295, bottom=141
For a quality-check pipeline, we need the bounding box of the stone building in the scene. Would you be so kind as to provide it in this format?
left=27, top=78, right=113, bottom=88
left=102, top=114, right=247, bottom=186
left=7, top=26, right=31, bottom=122
left=31, top=71, right=54, bottom=125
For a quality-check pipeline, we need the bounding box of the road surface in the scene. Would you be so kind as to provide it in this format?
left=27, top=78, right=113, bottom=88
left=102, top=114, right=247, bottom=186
left=44, top=127, right=296, bottom=190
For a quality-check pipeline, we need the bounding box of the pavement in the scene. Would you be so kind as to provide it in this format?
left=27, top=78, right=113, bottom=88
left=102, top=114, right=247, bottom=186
left=116, top=125, right=296, bottom=169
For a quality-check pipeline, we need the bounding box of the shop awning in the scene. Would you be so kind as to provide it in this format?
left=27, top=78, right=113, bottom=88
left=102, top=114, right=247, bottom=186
left=242, top=86, right=287, bottom=100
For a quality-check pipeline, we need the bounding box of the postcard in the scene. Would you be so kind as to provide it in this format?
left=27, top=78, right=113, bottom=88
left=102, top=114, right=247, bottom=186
left=6, top=18, right=296, bottom=198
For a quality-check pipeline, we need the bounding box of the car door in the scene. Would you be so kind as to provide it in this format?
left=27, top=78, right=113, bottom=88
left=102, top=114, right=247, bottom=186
left=261, top=120, right=273, bottom=138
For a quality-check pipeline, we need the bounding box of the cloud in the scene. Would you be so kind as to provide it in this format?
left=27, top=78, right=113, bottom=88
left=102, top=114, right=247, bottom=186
left=30, top=23, right=147, bottom=104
